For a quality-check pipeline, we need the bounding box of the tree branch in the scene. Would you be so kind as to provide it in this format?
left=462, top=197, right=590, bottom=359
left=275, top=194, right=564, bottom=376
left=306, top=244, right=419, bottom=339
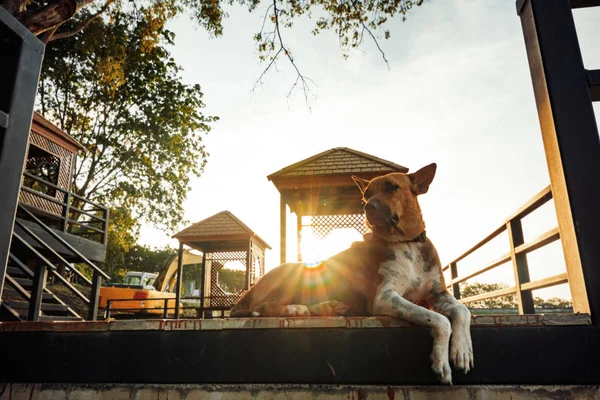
left=252, top=0, right=316, bottom=109
left=360, top=20, right=389, bottom=70
left=49, top=0, right=115, bottom=41
left=350, top=0, right=389, bottom=70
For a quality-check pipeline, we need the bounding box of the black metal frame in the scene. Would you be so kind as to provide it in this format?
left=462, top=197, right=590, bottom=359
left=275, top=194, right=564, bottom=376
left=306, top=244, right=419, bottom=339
left=103, top=296, right=235, bottom=319
left=0, top=8, right=45, bottom=301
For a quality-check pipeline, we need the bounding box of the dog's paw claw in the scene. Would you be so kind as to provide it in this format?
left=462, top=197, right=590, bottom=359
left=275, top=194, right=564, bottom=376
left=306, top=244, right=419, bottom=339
left=431, top=354, right=452, bottom=385
left=450, top=333, right=474, bottom=375
left=282, top=305, right=311, bottom=317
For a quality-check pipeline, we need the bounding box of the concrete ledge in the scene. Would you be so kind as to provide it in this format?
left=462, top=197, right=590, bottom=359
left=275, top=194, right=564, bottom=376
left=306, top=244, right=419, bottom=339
left=0, top=313, right=590, bottom=332
left=1, top=383, right=599, bottom=400
left=2, top=324, right=600, bottom=385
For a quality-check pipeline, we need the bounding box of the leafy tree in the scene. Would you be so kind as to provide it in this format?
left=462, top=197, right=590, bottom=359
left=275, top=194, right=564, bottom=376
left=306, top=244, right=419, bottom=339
left=217, top=268, right=246, bottom=293
left=101, top=208, right=140, bottom=281
left=37, top=8, right=217, bottom=231
left=460, top=282, right=572, bottom=310
left=121, top=245, right=174, bottom=275
left=4, top=0, right=424, bottom=93
left=534, top=297, right=572, bottom=309
left=460, top=282, right=517, bottom=309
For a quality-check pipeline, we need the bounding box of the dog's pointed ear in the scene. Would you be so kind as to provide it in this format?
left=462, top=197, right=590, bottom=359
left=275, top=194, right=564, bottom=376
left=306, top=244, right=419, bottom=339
left=408, top=163, right=437, bottom=195
left=351, top=176, right=370, bottom=194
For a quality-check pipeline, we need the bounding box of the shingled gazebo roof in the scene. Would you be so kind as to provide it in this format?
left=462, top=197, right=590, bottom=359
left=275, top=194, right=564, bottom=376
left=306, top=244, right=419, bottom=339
left=172, top=210, right=271, bottom=252
left=267, top=147, right=408, bottom=216
left=267, top=147, right=407, bottom=179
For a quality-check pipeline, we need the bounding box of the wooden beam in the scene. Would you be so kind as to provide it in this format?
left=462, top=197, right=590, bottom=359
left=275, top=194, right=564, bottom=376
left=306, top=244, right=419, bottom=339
left=175, top=243, right=184, bottom=319
left=518, top=0, right=598, bottom=317
left=297, top=214, right=302, bottom=262
left=508, top=219, right=535, bottom=314
left=280, top=195, right=286, bottom=264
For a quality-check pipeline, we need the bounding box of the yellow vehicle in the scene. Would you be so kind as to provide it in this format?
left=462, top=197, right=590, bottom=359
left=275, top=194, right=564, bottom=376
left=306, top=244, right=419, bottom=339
left=99, top=253, right=204, bottom=317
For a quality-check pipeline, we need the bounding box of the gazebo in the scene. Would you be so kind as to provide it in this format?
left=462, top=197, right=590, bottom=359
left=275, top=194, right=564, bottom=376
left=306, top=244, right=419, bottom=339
left=172, top=210, right=270, bottom=317
left=267, top=147, right=409, bottom=263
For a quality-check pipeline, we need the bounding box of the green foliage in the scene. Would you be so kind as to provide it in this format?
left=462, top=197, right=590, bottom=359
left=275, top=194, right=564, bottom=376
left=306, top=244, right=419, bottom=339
left=101, top=208, right=140, bottom=281
left=460, top=282, right=572, bottom=310
left=37, top=7, right=218, bottom=231
left=460, top=282, right=518, bottom=309
left=121, top=245, right=174, bottom=275
left=217, top=268, right=246, bottom=293
left=256, top=0, right=423, bottom=59
left=534, top=297, right=572, bottom=309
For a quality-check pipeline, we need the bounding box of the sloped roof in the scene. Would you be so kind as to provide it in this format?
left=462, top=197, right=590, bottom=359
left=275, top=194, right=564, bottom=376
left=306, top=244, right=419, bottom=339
left=172, top=210, right=271, bottom=249
left=32, top=112, right=87, bottom=153
left=267, top=147, right=408, bottom=180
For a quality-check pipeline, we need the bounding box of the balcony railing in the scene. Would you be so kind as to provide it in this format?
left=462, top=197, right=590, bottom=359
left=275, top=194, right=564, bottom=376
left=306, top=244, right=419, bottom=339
left=19, top=171, right=109, bottom=245
left=443, top=186, right=567, bottom=314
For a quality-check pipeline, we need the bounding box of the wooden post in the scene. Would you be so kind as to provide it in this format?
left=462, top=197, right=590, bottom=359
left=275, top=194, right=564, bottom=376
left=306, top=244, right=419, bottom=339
left=518, top=0, right=600, bottom=319
left=175, top=242, right=184, bottom=319
left=450, top=262, right=460, bottom=300
left=246, top=239, right=252, bottom=289
left=280, top=195, right=286, bottom=264
left=62, top=153, right=74, bottom=232
left=87, top=271, right=102, bottom=320
left=297, top=214, right=302, bottom=262
left=200, top=251, right=206, bottom=313
left=507, top=219, right=535, bottom=314
left=27, top=259, right=46, bottom=322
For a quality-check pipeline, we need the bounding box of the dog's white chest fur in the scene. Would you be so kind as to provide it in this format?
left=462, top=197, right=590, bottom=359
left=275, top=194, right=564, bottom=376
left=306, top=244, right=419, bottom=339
left=377, top=241, right=435, bottom=302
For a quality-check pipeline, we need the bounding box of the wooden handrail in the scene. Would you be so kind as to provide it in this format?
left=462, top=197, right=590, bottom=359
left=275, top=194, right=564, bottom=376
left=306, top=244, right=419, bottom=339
left=505, top=185, right=552, bottom=222
left=18, top=205, right=110, bottom=280
left=20, top=171, right=109, bottom=244
left=449, top=252, right=512, bottom=286
left=14, top=219, right=93, bottom=286
left=445, top=186, right=570, bottom=314
left=444, top=224, right=506, bottom=270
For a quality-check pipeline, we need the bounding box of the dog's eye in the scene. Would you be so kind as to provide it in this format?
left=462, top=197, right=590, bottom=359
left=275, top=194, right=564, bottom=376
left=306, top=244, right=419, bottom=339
left=384, top=181, right=400, bottom=193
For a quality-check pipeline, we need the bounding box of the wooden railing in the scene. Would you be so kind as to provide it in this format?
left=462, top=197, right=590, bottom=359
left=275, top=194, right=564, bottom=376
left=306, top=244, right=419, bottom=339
left=20, top=171, right=109, bottom=244
left=443, top=186, right=567, bottom=314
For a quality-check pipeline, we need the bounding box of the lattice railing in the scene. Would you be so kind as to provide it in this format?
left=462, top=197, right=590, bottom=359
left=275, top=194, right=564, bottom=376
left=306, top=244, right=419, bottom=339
left=307, top=214, right=369, bottom=239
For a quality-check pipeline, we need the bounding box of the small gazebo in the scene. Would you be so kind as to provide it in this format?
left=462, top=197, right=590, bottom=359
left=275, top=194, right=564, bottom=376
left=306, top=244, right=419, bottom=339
left=172, top=210, right=270, bottom=316
left=267, top=147, right=408, bottom=263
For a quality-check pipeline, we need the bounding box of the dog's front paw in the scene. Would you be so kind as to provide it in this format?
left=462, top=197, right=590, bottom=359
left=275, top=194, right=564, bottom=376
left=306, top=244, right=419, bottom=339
left=309, top=301, right=350, bottom=316
left=430, top=352, right=452, bottom=385
left=450, top=330, right=474, bottom=374
left=282, top=305, right=311, bottom=317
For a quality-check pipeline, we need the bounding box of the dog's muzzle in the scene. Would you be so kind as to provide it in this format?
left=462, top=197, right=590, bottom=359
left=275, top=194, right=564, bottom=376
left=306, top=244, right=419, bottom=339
left=365, top=199, right=397, bottom=227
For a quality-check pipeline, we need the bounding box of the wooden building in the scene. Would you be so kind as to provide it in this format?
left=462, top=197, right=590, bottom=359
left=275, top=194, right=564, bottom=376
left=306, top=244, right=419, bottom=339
left=14, top=112, right=109, bottom=262
left=19, top=113, right=86, bottom=217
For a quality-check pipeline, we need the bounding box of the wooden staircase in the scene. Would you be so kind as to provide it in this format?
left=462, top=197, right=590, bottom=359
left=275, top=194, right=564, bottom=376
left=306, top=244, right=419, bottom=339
left=1, top=204, right=109, bottom=322
left=1, top=265, right=82, bottom=322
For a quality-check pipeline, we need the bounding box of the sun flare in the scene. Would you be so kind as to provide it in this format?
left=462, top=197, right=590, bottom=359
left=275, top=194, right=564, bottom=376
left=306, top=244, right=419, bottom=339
left=300, top=227, right=363, bottom=264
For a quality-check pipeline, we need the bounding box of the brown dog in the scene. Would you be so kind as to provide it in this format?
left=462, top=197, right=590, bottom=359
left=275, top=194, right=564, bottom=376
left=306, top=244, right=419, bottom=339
left=230, top=164, right=473, bottom=384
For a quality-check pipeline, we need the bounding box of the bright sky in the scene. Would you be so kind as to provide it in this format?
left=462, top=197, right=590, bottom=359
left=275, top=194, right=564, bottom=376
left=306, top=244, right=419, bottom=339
left=138, top=1, right=600, bottom=301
